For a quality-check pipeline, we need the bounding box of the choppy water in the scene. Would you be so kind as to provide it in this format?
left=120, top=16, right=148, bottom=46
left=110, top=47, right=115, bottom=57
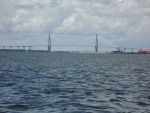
left=0, top=51, right=150, bottom=113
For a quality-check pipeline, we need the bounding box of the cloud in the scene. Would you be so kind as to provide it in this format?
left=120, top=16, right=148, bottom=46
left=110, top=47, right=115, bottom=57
left=0, top=0, right=150, bottom=51
left=16, top=3, right=35, bottom=9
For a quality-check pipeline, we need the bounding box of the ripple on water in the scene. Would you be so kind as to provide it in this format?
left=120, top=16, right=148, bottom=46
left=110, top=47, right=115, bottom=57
left=147, top=96, right=150, bottom=100
left=109, top=98, right=120, bottom=102
left=136, top=101, right=150, bottom=106
left=6, top=104, right=29, bottom=111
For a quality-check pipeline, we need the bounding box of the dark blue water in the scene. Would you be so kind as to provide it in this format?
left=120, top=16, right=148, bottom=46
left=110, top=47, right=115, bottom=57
left=0, top=51, right=150, bottom=113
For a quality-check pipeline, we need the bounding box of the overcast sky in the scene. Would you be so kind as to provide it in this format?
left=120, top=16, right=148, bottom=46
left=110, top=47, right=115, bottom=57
left=0, top=0, right=150, bottom=51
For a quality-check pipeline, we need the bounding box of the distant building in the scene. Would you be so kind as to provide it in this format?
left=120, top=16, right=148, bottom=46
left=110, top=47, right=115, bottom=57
left=112, top=47, right=123, bottom=54
left=112, top=50, right=123, bottom=54
left=138, top=49, right=150, bottom=54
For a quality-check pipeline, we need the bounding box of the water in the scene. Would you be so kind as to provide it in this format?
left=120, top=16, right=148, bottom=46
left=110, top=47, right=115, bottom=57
left=0, top=51, right=150, bottom=113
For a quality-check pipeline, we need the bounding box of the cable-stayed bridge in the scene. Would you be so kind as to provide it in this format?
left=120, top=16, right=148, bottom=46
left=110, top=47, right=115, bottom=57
left=0, top=34, right=141, bottom=53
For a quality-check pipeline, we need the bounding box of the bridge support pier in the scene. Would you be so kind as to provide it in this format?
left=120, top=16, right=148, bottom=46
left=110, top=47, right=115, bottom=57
left=131, top=48, right=133, bottom=53
left=29, top=46, right=31, bottom=50
left=23, top=46, right=25, bottom=50
left=124, top=48, right=126, bottom=53
left=17, top=46, right=19, bottom=50
left=10, top=46, right=12, bottom=50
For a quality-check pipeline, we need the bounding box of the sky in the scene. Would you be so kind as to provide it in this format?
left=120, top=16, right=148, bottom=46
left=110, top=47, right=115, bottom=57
left=0, top=0, right=150, bottom=51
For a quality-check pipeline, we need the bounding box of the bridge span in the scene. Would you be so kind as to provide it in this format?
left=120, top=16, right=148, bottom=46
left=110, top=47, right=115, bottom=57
left=0, top=34, right=141, bottom=53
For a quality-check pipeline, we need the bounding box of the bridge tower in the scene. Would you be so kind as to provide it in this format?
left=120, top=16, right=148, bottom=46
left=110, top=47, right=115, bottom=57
left=48, top=33, right=51, bottom=52
left=95, top=34, right=98, bottom=52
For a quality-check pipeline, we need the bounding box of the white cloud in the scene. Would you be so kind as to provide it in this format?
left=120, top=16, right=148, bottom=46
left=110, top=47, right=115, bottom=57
left=0, top=0, right=150, bottom=51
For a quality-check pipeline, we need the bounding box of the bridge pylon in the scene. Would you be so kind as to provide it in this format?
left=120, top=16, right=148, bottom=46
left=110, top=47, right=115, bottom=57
left=95, top=34, right=98, bottom=52
left=48, top=33, right=51, bottom=52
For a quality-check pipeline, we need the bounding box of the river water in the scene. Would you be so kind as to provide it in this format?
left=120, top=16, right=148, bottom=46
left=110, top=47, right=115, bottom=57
left=0, top=51, right=150, bottom=113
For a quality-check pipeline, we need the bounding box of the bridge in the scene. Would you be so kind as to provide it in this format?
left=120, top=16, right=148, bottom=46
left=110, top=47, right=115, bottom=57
left=0, top=34, right=141, bottom=53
